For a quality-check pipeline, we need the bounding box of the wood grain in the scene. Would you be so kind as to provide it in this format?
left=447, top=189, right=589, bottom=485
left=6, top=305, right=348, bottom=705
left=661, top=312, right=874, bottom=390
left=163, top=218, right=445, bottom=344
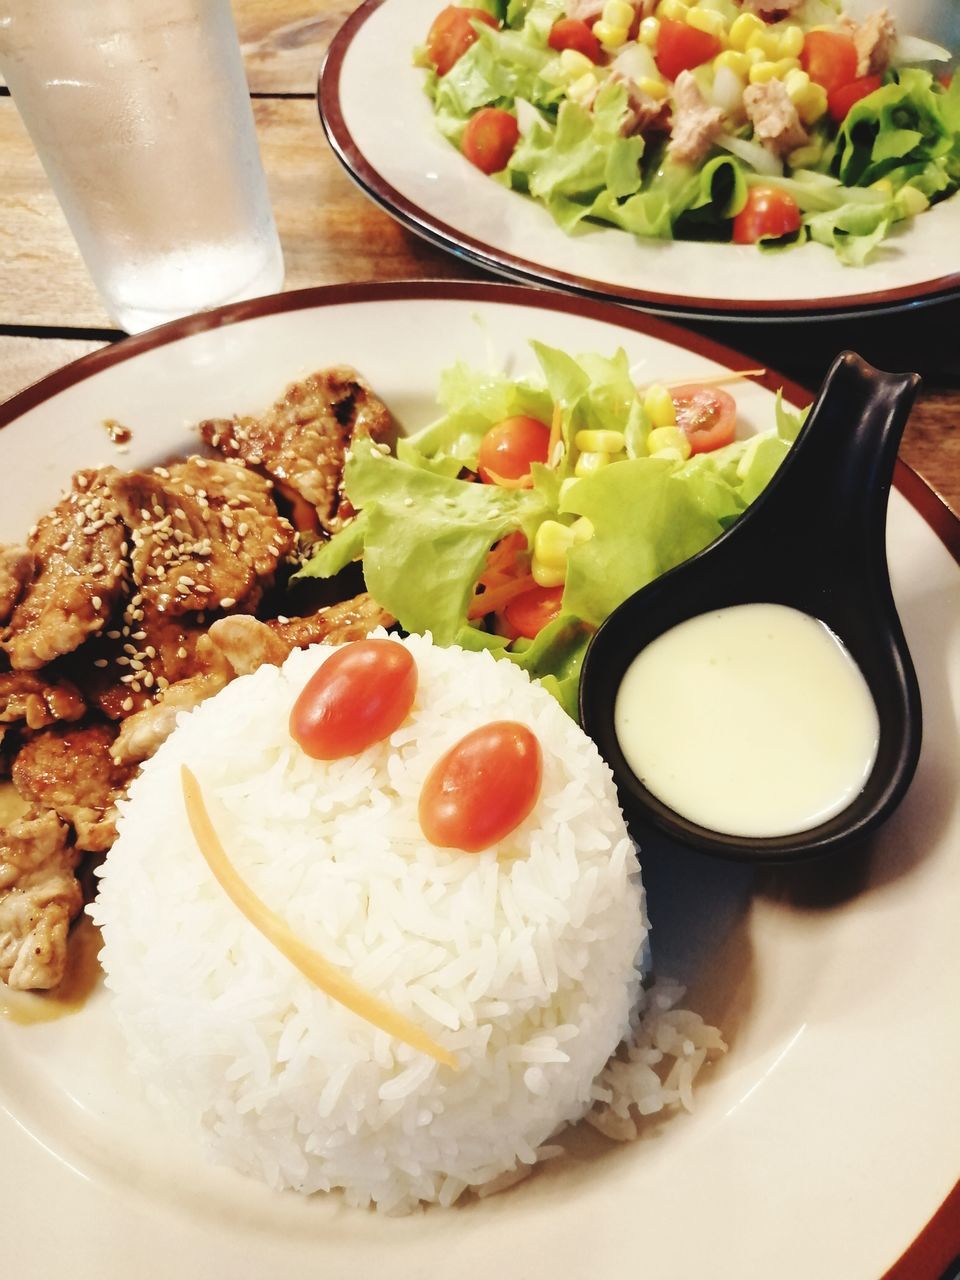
left=0, top=0, right=955, bottom=517
left=0, top=96, right=482, bottom=331
left=234, top=0, right=345, bottom=94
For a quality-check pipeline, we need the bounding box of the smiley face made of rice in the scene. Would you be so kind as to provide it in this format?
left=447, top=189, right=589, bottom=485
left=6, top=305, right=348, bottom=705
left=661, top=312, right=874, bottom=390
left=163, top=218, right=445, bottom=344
left=91, top=631, right=648, bottom=1213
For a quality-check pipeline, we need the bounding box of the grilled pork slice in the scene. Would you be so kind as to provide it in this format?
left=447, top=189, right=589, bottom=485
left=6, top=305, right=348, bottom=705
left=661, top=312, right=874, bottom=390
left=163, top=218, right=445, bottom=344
left=11, top=721, right=136, bottom=853
left=107, top=457, right=295, bottom=618
left=0, top=670, right=86, bottom=733
left=2, top=470, right=128, bottom=671
left=110, top=592, right=393, bottom=766
left=0, top=809, right=81, bottom=990
left=200, top=367, right=393, bottom=534
left=0, top=545, right=34, bottom=625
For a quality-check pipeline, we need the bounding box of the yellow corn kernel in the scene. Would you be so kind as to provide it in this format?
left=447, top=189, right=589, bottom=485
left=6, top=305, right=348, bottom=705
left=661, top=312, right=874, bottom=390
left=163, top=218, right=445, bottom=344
left=745, top=27, right=780, bottom=57
left=714, top=49, right=751, bottom=77
left=559, top=47, right=595, bottom=77
left=574, top=450, right=611, bottom=477
left=534, top=519, right=575, bottom=569
left=593, top=20, right=628, bottom=47
left=638, top=15, right=660, bottom=45
left=575, top=428, right=627, bottom=453
left=643, top=383, right=676, bottom=428
left=571, top=516, right=595, bottom=544
left=656, top=0, right=688, bottom=20
left=728, top=11, right=763, bottom=50
left=779, top=25, right=804, bottom=59
left=647, top=425, right=692, bottom=459
left=602, top=0, right=634, bottom=30
left=783, top=66, right=809, bottom=96
left=567, top=71, right=598, bottom=102
left=531, top=558, right=566, bottom=588
left=898, top=185, right=930, bottom=216
left=796, top=82, right=828, bottom=125
left=686, top=7, right=726, bottom=39
left=787, top=143, right=821, bottom=169
left=637, top=75, right=669, bottom=99
left=748, top=56, right=799, bottom=84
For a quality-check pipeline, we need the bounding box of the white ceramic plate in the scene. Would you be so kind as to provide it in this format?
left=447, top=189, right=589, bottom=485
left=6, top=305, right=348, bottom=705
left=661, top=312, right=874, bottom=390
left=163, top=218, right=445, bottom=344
left=318, top=0, right=960, bottom=321
left=1, top=283, right=958, bottom=1279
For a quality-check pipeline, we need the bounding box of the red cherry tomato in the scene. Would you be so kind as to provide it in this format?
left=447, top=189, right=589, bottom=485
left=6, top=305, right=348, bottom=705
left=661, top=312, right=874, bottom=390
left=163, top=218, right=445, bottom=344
left=732, top=185, right=802, bottom=245
left=461, top=107, right=520, bottom=174
left=477, top=415, right=551, bottom=483
left=419, top=721, right=543, bottom=852
left=548, top=17, right=602, bottom=62
left=670, top=384, right=737, bottom=454
left=655, top=18, right=721, bottom=82
left=290, top=639, right=417, bottom=760
left=800, top=29, right=859, bottom=93
left=827, top=74, right=883, bottom=122
left=503, top=584, right=564, bottom=639
left=426, top=6, right=498, bottom=77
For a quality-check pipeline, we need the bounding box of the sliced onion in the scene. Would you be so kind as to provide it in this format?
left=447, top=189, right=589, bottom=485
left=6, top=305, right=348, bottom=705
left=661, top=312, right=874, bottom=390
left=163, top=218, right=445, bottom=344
left=892, top=35, right=952, bottom=64
left=514, top=97, right=547, bottom=138
left=710, top=65, right=746, bottom=116
left=609, top=42, right=658, bottom=84
left=717, top=131, right=783, bottom=177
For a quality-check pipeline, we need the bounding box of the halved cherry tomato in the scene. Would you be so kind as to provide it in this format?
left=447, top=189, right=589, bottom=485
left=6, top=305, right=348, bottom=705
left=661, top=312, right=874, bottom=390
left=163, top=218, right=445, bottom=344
left=426, top=6, right=498, bottom=77
left=671, top=384, right=737, bottom=454
left=477, top=415, right=551, bottom=483
left=503, top=584, right=564, bottom=639
left=290, top=639, right=417, bottom=760
left=799, top=29, right=858, bottom=93
left=548, top=17, right=602, bottom=63
left=419, top=721, right=543, bottom=852
left=827, top=74, right=883, bottom=122
left=461, top=106, right=520, bottom=174
left=732, top=185, right=802, bottom=245
left=655, top=18, right=721, bottom=82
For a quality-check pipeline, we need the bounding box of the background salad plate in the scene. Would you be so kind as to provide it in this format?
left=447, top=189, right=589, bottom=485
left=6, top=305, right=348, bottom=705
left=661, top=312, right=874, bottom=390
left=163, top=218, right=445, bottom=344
left=1, top=282, right=958, bottom=1279
left=319, top=0, right=960, bottom=321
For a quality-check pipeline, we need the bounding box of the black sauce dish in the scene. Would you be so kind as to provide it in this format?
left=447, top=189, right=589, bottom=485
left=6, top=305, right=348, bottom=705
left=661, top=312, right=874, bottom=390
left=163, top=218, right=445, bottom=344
left=579, top=351, right=923, bottom=864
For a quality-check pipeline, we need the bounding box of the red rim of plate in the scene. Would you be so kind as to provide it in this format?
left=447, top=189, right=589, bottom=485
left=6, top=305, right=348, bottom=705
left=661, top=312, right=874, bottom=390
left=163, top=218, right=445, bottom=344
left=1, top=279, right=957, bottom=1277
left=316, top=0, right=960, bottom=322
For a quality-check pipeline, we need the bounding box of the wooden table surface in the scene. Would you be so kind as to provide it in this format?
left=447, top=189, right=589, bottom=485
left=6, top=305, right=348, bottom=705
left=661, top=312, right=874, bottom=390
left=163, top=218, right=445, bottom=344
left=0, top=0, right=957, bottom=519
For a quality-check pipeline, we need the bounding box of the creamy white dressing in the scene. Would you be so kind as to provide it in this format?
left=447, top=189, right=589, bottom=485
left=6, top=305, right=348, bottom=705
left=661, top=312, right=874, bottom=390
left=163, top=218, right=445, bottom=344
left=614, top=603, right=880, bottom=838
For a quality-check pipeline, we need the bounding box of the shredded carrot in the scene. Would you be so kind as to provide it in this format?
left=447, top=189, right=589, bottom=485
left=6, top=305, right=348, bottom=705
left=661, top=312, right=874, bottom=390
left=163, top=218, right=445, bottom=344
left=468, top=573, right=537, bottom=620
left=180, top=765, right=458, bottom=1070
left=482, top=468, right=534, bottom=489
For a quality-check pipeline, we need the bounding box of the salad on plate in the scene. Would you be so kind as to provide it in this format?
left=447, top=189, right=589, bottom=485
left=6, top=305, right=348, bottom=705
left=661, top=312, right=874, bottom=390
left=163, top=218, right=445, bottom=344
left=298, top=341, right=804, bottom=717
left=416, top=0, right=960, bottom=263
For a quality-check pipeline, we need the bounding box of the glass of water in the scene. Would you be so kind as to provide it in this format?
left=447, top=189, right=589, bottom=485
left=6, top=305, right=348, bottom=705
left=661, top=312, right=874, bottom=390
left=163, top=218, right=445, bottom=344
left=0, top=0, right=285, bottom=333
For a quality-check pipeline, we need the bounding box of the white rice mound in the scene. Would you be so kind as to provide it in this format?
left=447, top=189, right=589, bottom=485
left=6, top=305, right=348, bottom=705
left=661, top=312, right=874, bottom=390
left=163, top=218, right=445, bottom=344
left=92, top=632, right=654, bottom=1212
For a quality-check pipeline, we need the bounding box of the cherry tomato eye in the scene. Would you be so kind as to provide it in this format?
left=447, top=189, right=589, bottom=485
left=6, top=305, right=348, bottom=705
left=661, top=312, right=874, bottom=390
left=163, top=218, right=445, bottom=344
left=670, top=384, right=738, bottom=455
left=290, top=639, right=418, bottom=760
left=419, top=721, right=543, bottom=852
left=477, top=415, right=551, bottom=483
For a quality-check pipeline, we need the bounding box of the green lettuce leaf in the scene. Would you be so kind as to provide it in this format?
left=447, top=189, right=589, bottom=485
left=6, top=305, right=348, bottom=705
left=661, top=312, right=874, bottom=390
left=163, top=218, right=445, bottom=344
left=298, top=437, right=547, bottom=645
